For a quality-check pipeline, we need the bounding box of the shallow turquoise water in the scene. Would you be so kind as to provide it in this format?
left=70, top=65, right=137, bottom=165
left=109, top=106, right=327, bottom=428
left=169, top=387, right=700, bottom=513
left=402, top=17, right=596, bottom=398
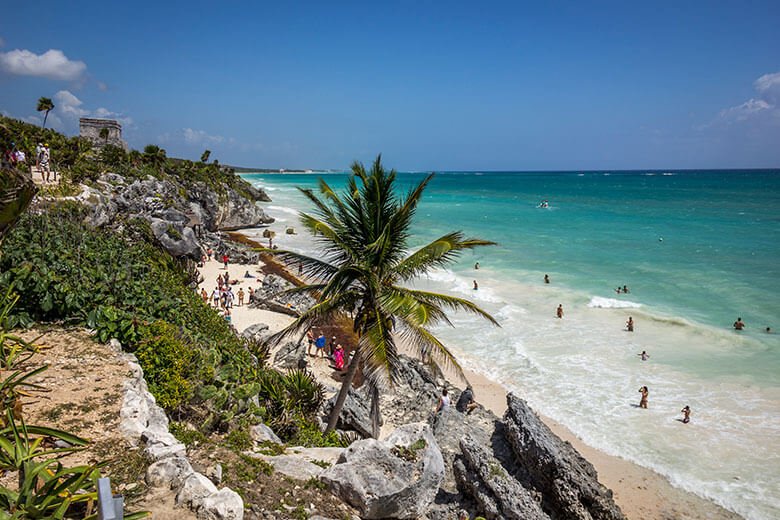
left=245, top=170, right=780, bottom=519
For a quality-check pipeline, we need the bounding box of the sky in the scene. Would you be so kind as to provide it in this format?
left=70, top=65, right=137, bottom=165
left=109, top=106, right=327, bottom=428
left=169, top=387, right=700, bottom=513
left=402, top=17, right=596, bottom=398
left=1, top=1, right=779, bottom=171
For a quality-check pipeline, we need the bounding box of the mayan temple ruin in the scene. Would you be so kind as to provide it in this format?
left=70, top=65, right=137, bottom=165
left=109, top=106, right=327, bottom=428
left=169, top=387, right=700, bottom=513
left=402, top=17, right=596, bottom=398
left=79, top=117, right=128, bottom=149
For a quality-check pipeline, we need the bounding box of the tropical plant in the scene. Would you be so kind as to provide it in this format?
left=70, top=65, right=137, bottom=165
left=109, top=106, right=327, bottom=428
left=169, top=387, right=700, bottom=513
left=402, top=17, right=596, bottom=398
left=0, top=164, right=37, bottom=246
left=264, top=155, right=498, bottom=436
left=35, top=98, right=54, bottom=129
left=142, top=144, right=166, bottom=175
left=200, top=150, right=211, bottom=163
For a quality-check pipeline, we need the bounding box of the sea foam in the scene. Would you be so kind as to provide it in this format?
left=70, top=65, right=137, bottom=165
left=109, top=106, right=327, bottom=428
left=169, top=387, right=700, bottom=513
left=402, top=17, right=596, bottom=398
left=587, top=296, right=643, bottom=309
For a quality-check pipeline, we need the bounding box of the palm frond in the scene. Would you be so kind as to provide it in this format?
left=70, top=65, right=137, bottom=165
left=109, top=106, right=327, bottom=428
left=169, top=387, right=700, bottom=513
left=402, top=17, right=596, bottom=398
left=389, top=286, right=500, bottom=327
left=358, top=306, right=401, bottom=387
left=265, top=292, right=356, bottom=346
left=394, top=232, right=497, bottom=282
left=396, top=315, right=467, bottom=382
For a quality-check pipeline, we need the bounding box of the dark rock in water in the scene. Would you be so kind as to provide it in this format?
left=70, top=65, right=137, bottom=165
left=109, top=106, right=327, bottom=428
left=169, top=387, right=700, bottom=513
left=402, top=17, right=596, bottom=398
left=322, top=386, right=373, bottom=439
left=320, top=422, right=444, bottom=519
left=504, top=394, right=626, bottom=520
left=454, top=435, right=549, bottom=520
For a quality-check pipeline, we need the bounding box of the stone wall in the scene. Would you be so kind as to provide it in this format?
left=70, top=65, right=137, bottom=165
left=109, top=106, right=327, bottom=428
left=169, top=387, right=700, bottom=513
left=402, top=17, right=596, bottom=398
left=79, top=117, right=128, bottom=149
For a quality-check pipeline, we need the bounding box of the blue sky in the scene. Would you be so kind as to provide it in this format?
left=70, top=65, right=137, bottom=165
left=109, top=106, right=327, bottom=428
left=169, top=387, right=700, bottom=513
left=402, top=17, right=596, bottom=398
left=1, top=1, right=778, bottom=170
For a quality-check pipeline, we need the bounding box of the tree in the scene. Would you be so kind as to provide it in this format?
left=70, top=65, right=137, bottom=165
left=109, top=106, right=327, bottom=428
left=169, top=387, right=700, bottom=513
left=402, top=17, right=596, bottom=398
left=200, top=150, right=211, bottom=163
left=142, top=144, right=167, bottom=175
left=36, top=98, right=54, bottom=129
left=266, top=155, right=498, bottom=437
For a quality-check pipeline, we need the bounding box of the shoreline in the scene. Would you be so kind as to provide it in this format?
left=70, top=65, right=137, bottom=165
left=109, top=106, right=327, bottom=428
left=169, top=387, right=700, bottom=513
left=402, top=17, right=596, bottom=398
left=208, top=229, right=742, bottom=520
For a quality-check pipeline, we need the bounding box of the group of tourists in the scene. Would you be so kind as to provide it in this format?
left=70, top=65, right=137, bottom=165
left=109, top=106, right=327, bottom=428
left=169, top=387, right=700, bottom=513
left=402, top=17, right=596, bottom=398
left=306, top=329, right=347, bottom=371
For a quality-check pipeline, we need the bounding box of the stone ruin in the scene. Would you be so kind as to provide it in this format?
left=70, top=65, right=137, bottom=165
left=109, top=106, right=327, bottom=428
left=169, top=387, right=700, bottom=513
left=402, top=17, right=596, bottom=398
left=79, top=117, right=128, bottom=149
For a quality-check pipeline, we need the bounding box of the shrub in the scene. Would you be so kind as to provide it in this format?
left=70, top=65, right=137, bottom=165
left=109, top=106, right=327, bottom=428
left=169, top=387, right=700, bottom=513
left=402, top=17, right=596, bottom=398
left=134, top=321, right=197, bottom=410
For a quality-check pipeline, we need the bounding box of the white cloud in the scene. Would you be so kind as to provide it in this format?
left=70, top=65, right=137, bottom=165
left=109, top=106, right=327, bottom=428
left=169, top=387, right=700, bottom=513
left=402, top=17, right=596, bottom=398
left=97, top=81, right=108, bottom=91
left=183, top=127, right=225, bottom=145
left=54, top=89, right=89, bottom=117
left=0, top=48, right=86, bottom=81
left=718, top=71, right=780, bottom=123
left=719, top=98, right=771, bottom=121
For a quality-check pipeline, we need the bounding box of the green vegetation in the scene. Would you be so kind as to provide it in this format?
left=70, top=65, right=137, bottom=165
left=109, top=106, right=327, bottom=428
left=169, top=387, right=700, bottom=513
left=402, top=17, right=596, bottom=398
left=265, top=155, right=498, bottom=437
left=35, top=97, right=54, bottom=129
left=0, top=115, right=259, bottom=200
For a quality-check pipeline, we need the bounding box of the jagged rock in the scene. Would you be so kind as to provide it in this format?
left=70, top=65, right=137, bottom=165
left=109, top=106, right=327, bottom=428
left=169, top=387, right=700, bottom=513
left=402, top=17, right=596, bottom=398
left=272, top=340, right=307, bottom=369
left=176, top=472, right=218, bottom=509
left=250, top=274, right=314, bottom=315
left=320, top=422, right=444, bottom=519
left=250, top=453, right=326, bottom=481
left=145, top=441, right=186, bottom=461
left=380, top=355, right=447, bottom=427
left=149, top=217, right=201, bottom=259
left=250, top=423, right=282, bottom=445
left=322, top=386, right=372, bottom=439
left=141, top=428, right=180, bottom=447
left=504, top=394, right=626, bottom=520
left=454, top=436, right=548, bottom=520
left=241, top=323, right=270, bottom=343
left=146, top=456, right=194, bottom=489
left=197, top=488, right=244, bottom=520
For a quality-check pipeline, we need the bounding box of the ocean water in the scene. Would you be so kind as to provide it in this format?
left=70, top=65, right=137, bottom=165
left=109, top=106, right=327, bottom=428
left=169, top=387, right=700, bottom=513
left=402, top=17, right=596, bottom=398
left=243, top=170, right=780, bottom=520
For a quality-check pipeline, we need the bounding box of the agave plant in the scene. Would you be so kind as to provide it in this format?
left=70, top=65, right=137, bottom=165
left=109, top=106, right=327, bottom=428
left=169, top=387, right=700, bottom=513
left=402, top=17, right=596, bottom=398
left=281, top=369, right=324, bottom=414
left=0, top=291, right=43, bottom=370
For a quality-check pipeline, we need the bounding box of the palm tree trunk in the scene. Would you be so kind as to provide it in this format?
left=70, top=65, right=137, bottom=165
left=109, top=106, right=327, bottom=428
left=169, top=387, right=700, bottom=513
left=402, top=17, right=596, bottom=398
left=325, top=348, right=362, bottom=434
left=42, top=110, right=49, bottom=129
left=369, top=382, right=381, bottom=439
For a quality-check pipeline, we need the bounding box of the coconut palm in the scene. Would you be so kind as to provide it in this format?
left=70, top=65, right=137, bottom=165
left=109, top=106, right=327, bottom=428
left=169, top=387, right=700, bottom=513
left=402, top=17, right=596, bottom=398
left=200, top=150, right=211, bottom=163
left=265, top=155, right=498, bottom=437
left=36, top=97, right=55, bottom=129
left=142, top=144, right=167, bottom=175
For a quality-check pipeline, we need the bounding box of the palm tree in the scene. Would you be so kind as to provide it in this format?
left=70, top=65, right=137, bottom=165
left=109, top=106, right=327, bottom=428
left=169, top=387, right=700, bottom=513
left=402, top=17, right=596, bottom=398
left=36, top=97, right=55, bottom=129
left=266, top=155, right=498, bottom=437
left=200, top=150, right=211, bottom=163
left=142, top=144, right=167, bottom=175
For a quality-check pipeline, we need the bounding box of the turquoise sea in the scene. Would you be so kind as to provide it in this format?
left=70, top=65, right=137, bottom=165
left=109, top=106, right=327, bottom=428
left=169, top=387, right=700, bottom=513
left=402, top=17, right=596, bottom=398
left=243, top=169, right=780, bottom=520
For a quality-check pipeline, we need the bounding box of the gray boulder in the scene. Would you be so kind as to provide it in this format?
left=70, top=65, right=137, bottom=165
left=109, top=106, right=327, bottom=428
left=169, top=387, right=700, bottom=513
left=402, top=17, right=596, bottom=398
left=176, top=472, right=218, bottom=509
left=146, top=456, right=194, bottom=489
left=272, top=339, right=307, bottom=370
left=504, top=394, right=626, bottom=520
left=241, top=323, right=271, bottom=344
left=320, top=422, right=444, bottom=519
left=250, top=423, right=282, bottom=445
left=454, top=436, right=549, bottom=520
left=250, top=453, right=326, bottom=481
left=197, top=487, right=244, bottom=520
left=322, top=386, right=373, bottom=439
left=149, top=217, right=201, bottom=259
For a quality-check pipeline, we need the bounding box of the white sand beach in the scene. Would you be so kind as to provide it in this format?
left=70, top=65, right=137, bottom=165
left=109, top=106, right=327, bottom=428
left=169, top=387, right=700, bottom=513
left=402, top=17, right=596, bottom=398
left=197, top=246, right=741, bottom=520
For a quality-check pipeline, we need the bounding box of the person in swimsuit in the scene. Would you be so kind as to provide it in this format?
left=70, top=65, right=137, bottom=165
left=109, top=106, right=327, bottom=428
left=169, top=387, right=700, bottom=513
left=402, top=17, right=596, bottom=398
left=680, top=405, right=691, bottom=424
left=556, top=304, right=564, bottom=319
left=626, top=316, right=634, bottom=332
left=638, top=386, right=648, bottom=409
left=733, top=317, right=745, bottom=330
left=637, top=350, right=649, bottom=361
left=544, top=274, right=550, bottom=284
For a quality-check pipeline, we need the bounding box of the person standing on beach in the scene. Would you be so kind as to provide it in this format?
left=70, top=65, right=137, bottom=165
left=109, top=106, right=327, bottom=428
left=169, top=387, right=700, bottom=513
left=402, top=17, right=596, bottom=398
left=237, top=288, right=245, bottom=306
left=200, top=288, right=208, bottom=302
left=680, top=405, right=691, bottom=424
left=222, top=254, right=229, bottom=269
left=556, top=304, right=564, bottom=319
left=328, top=336, right=337, bottom=358
left=315, top=333, right=327, bottom=358
left=638, top=386, right=649, bottom=409
left=733, top=317, right=745, bottom=330
left=544, top=274, right=550, bottom=284
left=306, top=329, right=315, bottom=356
left=626, top=316, right=634, bottom=332
left=211, top=287, right=220, bottom=307
left=637, top=350, right=649, bottom=361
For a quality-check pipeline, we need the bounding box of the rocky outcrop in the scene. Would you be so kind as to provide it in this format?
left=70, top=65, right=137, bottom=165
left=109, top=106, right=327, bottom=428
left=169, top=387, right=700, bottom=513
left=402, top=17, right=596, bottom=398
left=504, top=394, right=626, bottom=520
left=118, top=344, right=244, bottom=519
left=320, top=423, right=444, bottom=519
left=454, top=436, right=549, bottom=520
left=83, top=173, right=273, bottom=259
left=272, top=339, right=308, bottom=370
left=249, top=274, right=314, bottom=315
left=321, top=386, right=373, bottom=439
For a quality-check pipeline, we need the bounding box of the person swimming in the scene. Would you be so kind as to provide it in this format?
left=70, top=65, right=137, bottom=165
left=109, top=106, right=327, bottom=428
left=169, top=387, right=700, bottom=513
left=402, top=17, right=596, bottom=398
left=637, top=350, right=649, bottom=361
left=473, top=280, right=479, bottom=290
left=733, top=317, right=745, bottom=330
left=544, top=274, right=550, bottom=284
